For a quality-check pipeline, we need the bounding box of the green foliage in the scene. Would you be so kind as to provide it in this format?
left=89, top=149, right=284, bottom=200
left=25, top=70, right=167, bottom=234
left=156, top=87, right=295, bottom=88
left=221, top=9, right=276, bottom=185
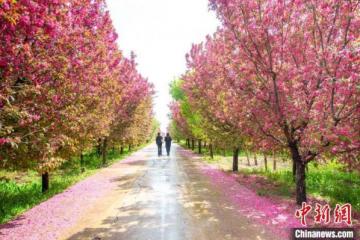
left=170, top=79, right=207, bottom=140
left=181, top=101, right=206, bottom=139
left=169, top=79, right=185, bottom=101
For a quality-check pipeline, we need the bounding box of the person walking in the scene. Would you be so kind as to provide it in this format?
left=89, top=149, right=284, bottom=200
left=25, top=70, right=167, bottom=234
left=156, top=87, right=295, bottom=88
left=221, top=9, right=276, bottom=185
left=156, top=132, right=163, bottom=156
left=164, top=133, right=172, bottom=156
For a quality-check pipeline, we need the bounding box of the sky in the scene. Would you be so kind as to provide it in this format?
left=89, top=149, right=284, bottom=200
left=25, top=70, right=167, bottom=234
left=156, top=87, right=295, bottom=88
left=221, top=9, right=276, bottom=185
left=106, top=0, right=219, bottom=132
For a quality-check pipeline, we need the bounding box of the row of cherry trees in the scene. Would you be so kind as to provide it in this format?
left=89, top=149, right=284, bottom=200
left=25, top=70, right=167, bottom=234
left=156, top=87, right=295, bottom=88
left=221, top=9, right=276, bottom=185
left=0, top=0, right=154, bottom=191
left=170, top=0, right=360, bottom=205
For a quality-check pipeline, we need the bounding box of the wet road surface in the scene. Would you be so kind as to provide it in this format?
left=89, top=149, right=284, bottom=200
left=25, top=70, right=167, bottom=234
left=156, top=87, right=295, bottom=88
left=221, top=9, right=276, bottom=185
left=63, top=144, right=275, bottom=240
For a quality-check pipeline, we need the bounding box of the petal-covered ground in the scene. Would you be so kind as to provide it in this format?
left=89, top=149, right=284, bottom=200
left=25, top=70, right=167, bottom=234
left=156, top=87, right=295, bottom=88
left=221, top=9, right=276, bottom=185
left=178, top=147, right=360, bottom=238
left=0, top=151, right=146, bottom=240
left=178, top=148, right=299, bottom=239
left=199, top=163, right=301, bottom=238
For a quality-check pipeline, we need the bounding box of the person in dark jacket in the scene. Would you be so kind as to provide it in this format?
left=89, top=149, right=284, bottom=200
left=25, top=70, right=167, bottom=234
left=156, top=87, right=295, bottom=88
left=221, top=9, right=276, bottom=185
left=164, top=133, right=172, bottom=156
left=156, top=132, right=163, bottom=156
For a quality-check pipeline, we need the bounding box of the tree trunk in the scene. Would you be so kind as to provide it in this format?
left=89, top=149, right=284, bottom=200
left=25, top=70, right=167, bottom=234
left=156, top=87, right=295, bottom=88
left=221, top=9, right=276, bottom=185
left=232, top=148, right=239, bottom=172
left=264, top=154, right=268, bottom=171
left=191, top=139, right=195, bottom=150
left=289, top=143, right=307, bottom=204
left=120, top=146, right=124, bottom=154
left=97, top=138, right=102, bottom=156
left=292, top=160, right=296, bottom=181
left=80, top=153, right=85, bottom=172
left=42, top=172, right=49, bottom=193
left=129, top=144, right=131, bottom=151
left=223, top=149, right=226, bottom=157
left=204, top=141, right=207, bottom=148
left=186, top=138, right=190, bottom=148
left=295, top=161, right=307, bottom=204
left=80, top=153, right=84, bottom=167
left=102, top=138, right=108, bottom=165
left=209, top=144, right=214, bottom=159
left=198, top=139, right=202, bottom=154
left=254, top=153, right=258, bottom=166
left=246, top=151, right=250, bottom=166
left=273, top=156, right=277, bottom=171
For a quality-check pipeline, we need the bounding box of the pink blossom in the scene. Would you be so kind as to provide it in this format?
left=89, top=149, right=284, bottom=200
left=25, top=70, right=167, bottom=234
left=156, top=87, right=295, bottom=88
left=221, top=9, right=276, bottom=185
left=0, top=138, right=9, bottom=145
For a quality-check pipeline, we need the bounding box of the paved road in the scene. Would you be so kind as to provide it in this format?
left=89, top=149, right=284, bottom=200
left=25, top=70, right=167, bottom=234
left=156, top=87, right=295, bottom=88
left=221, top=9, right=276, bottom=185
left=62, top=144, right=274, bottom=240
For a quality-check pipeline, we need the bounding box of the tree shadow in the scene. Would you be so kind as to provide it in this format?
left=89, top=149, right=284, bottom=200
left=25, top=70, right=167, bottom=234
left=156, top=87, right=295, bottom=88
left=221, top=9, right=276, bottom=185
left=66, top=198, right=188, bottom=240
left=0, top=215, right=26, bottom=234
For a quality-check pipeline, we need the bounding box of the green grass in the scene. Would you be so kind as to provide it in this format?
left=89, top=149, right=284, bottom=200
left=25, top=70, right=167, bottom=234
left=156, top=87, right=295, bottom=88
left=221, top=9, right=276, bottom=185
left=0, top=145, right=141, bottom=224
left=0, top=168, right=95, bottom=224
left=240, top=161, right=360, bottom=212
